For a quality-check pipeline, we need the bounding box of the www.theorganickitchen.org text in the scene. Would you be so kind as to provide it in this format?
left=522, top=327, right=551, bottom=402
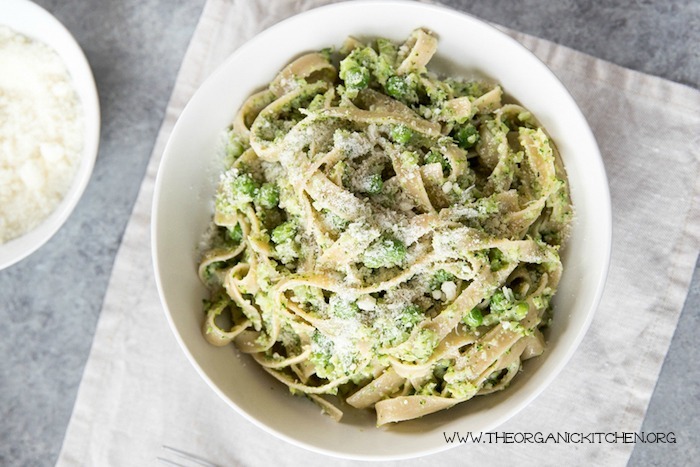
left=443, top=431, right=676, bottom=444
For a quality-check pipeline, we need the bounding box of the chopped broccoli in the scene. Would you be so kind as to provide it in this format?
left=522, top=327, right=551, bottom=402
left=424, top=150, right=451, bottom=173
left=307, top=93, right=326, bottom=111
left=490, top=288, right=529, bottom=321
left=216, top=170, right=260, bottom=213
left=291, top=285, right=326, bottom=311
left=474, top=195, right=500, bottom=215
left=376, top=38, right=398, bottom=66
left=309, top=330, right=358, bottom=380
left=271, top=221, right=299, bottom=264
left=226, top=133, right=245, bottom=161
left=363, top=174, right=383, bottom=194
left=488, top=248, right=505, bottom=271
left=407, top=328, right=439, bottom=361
left=232, top=173, right=258, bottom=198
left=423, top=81, right=448, bottom=104
left=444, top=378, right=477, bottom=399
left=373, top=305, right=422, bottom=348
left=446, top=79, right=491, bottom=98
left=329, top=297, right=360, bottom=319
left=309, top=331, right=335, bottom=378
left=322, top=209, right=349, bottom=231
left=274, top=240, right=299, bottom=264
left=318, top=47, right=334, bottom=61
left=429, top=269, right=456, bottom=290
left=454, top=124, right=479, bottom=149
left=532, top=294, right=551, bottom=310
left=223, top=130, right=248, bottom=166
left=399, top=150, right=420, bottom=166
left=397, top=304, right=423, bottom=331
left=227, top=223, right=243, bottom=243
left=372, top=39, right=398, bottom=84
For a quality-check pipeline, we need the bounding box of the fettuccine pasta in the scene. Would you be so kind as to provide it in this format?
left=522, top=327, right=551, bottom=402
left=198, top=28, right=573, bottom=425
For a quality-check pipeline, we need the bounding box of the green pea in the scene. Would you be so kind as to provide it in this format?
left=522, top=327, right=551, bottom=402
left=390, top=124, right=412, bottom=144
left=271, top=221, right=296, bottom=244
left=364, top=174, right=383, bottom=194
left=345, top=66, right=370, bottom=90
left=510, top=302, right=529, bottom=321
left=257, top=183, right=279, bottom=209
left=463, top=308, right=483, bottom=328
left=385, top=75, right=410, bottom=99
left=362, top=235, right=407, bottom=269
left=232, top=173, right=258, bottom=197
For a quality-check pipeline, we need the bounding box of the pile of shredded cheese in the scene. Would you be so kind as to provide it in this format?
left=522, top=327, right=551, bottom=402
left=0, top=26, right=83, bottom=244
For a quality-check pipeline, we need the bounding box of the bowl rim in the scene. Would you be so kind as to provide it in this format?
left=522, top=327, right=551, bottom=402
left=0, top=0, right=101, bottom=270
left=152, top=0, right=612, bottom=460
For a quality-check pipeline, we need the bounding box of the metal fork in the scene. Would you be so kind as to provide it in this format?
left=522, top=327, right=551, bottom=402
left=157, top=445, right=220, bottom=467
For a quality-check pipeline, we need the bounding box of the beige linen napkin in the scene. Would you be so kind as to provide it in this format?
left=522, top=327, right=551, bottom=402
left=57, top=0, right=700, bottom=465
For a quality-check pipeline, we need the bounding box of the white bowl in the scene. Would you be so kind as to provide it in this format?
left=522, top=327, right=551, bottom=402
left=0, top=0, right=100, bottom=269
left=152, top=0, right=611, bottom=460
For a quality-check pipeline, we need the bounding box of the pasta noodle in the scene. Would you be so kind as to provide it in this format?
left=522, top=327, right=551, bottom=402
left=198, top=28, right=573, bottom=426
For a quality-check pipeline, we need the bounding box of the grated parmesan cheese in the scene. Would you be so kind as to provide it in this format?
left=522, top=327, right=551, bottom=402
left=0, top=26, right=84, bottom=244
left=356, top=295, right=377, bottom=311
left=441, top=280, right=457, bottom=301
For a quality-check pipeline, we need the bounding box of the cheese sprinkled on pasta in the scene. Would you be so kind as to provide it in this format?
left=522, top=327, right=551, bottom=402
left=199, top=29, right=573, bottom=425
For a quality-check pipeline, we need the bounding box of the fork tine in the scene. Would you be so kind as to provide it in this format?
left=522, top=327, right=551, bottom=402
left=157, top=457, right=189, bottom=467
left=161, top=445, right=219, bottom=467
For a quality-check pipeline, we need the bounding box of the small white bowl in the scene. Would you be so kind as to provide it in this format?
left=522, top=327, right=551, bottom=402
left=0, top=0, right=100, bottom=269
left=153, top=0, right=611, bottom=460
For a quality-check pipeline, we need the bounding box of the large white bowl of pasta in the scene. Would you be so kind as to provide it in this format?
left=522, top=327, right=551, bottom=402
left=152, top=0, right=610, bottom=460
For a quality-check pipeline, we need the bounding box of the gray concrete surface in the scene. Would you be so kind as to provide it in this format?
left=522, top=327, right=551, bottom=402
left=0, top=0, right=697, bottom=465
